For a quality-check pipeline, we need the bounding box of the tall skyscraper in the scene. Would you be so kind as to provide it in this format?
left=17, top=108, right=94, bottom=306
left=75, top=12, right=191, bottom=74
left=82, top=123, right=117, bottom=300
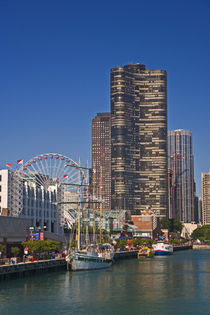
left=168, top=129, right=195, bottom=222
left=198, top=197, right=202, bottom=224
left=92, top=113, right=111, bottom=210
left=111, top=63, right=168, bottom=217
left=202, top=172, right=210, bottom=225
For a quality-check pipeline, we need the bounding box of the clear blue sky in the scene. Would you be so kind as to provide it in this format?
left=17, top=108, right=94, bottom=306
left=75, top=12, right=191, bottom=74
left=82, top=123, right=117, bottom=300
left=0, top=0, right=209, bottom=196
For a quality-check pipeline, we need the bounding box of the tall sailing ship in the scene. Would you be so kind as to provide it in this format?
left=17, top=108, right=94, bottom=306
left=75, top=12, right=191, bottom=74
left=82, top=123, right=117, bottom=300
left=66, top=243, right=114, bottom=271
left=65, top=162, right=114, bottom=271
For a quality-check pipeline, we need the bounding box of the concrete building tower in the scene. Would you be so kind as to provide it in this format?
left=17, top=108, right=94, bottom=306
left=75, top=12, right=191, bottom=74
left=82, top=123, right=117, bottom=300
left=168, top=129, right=195, bottom=222
left=111, top=63, right=168, bottom=217
left=92, top=113, right=111, bottom=210
left=202, top=172, right=210, bottom=224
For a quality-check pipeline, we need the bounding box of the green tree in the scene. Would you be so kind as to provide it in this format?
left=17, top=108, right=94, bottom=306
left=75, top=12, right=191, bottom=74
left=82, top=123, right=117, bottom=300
left=160, top=219, right=183, bottom=233
left=22, top=240, right=60, bottom=255
left=0, top=244, right=6, bottom=253
left=11, top=247, right=20, bottom=257
left=132, top=238, right=144, bottom=247
left=0, top=244, right=6, bottom=258
left=191, top=225, right=210, bottom=240
left=115, top=238, right=127, bottom=249
left=143, top=238, right=155, bottom=246
left=171, top=219, right=183, bottom=233
left=160, top=219, right=171, bottom=230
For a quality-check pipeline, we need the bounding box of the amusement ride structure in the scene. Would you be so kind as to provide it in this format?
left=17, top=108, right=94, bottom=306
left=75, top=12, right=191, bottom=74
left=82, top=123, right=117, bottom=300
left=13, top=152, right=125, bottom=236
left=16, top=153, right=86, bottom=230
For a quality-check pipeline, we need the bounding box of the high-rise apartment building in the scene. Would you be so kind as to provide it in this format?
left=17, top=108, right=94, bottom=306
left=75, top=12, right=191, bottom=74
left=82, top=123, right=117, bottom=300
left=198, top=197, right=202, bottom=224
left=168, top=129, right=194, bottom=222
left=111, top=63, right=168, bottom=217
left=92, top=113, right=111, bottom=210
left=202, top=172, right=210, bottom=224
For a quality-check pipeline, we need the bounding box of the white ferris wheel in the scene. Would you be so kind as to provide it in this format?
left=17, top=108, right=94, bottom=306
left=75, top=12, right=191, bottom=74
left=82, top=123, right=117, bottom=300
left=16, top=153, right=87, bottom=229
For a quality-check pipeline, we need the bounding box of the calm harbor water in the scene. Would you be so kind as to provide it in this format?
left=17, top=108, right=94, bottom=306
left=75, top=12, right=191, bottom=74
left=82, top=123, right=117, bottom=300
left=1, top=250, right=210, bottom=315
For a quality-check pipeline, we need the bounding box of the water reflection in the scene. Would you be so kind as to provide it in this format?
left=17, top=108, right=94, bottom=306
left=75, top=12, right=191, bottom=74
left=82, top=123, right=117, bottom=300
left=0, top=251, right=210, bottom=314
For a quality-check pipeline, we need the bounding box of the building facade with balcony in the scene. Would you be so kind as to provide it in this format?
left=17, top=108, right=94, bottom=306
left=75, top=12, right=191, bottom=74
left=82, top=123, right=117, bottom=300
left=111, top=63, right=168, bottom=216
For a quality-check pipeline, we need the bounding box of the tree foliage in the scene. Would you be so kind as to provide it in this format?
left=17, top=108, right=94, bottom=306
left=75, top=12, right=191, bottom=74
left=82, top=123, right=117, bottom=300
left=191, top=225, right=210, bottom=240
left=22, top=240, right=60, bottom=254
left=160, top=219, right=171, bottom=230
left=11, top=247, right=20, bottom=257
left=160, top=219, right=183, bottom=233
left=0, top=244, right=6, bottom=253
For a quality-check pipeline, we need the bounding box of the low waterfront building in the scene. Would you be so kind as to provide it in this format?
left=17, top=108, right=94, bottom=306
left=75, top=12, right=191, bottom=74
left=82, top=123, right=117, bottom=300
left=0, top=169, right=64, bottom=235
left=131, top=208, right=160, bottom=239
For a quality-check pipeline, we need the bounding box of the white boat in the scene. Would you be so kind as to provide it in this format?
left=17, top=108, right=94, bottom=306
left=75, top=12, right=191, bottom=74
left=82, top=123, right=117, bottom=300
left=152, top=241, right=173, bottom=256
left=66, top=243, right=114, bottom=271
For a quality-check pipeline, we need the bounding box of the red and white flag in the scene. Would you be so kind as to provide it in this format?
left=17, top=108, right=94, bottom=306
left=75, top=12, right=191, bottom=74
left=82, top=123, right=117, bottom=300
left=6, top=163, right=12, bottom=167
left=63, top=175, right=68, bottom=178
left=17, top=160, right=23, bottom=165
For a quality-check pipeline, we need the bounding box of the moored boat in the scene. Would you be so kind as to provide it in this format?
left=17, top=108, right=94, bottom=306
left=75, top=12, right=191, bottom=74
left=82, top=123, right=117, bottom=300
left=152, top=241, right=173, bottom=256
left=137, top=247, right=155, bottom=258
left=66, top=243, right=114, bottom=271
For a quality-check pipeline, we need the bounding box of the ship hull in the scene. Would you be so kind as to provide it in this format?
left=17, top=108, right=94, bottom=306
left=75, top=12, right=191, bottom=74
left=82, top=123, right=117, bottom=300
left=68, top=253, right=113, bottom=271
left=152, top=242, right=173, bottom=256
left=154, top=250, right=173, bottom=256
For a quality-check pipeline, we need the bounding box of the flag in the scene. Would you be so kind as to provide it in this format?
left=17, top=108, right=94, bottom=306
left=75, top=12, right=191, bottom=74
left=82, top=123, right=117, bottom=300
left=63, top=175, right=68, bottom=178
left=17, top=160, right=23, bottom=164
left=6, top=163, right=12, bottom=167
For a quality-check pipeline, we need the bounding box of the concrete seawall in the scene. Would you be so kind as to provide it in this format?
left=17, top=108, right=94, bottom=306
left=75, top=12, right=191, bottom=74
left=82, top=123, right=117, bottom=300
left=114, top=251, right=138, bottom=260
left=0, top=258, right=66, bottom=280
left=193, top=245, right=210, bottom=250
left=0, top=246, right=194, bottom=280
left=173, top=245, right=192, bottom=251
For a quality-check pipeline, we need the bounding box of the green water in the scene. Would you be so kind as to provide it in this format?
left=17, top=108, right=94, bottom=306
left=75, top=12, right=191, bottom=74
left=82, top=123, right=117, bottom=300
left=0, top=250, right=210, bottom=314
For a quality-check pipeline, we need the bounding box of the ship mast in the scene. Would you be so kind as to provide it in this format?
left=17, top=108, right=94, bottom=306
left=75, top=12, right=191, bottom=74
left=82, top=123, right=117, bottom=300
left=77, top=157, right=81, bottom=251
left=100, top=166, right=102, bottom=243
left=93, top=166, right=96, bottom=243
left=85, top=161, right=89, bottom=247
